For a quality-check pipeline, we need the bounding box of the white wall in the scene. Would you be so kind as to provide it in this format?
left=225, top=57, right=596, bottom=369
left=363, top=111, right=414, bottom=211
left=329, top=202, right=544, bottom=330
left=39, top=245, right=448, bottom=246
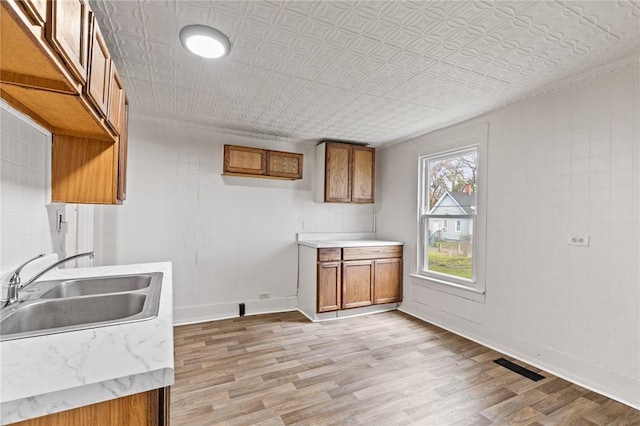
left=95, top=117, right=375, bottom=324
left=0, top=103, right=65, bottom=292
left=376, top=65, right=640, bottom=407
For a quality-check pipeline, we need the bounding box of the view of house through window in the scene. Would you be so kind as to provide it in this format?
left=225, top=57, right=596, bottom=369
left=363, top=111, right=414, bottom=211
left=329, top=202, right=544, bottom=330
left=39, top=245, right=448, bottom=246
left=420, top=147, right=477, bottom=282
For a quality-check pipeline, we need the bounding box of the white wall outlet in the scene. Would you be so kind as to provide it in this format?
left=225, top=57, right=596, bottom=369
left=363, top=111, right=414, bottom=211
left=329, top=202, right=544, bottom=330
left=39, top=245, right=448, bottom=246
left=568, top=235, right=590, bottom=247
left=259, top=292, right=270, bottom=299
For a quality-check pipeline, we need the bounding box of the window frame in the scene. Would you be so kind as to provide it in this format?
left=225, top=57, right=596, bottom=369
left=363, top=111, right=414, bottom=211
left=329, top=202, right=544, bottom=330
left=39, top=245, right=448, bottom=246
left=411, top=123, right=488, bottom=299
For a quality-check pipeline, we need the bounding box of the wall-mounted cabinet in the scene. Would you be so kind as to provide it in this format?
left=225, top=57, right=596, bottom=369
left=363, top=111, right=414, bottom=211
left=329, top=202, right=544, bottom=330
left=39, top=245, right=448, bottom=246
left=223, top=145, right=303, bottom=180
left=1, top=0, right=129, bottom=204
left=315, top=142, right=375, bottom=203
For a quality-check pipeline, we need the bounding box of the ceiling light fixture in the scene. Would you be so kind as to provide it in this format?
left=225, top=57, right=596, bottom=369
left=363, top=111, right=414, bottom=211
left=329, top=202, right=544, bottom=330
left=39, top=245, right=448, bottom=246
left=179, top=24, right=231, bottom=59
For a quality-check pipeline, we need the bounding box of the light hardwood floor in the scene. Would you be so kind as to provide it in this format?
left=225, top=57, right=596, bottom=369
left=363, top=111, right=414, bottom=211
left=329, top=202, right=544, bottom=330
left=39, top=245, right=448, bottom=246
left=172, top=311, right=640, bottom=425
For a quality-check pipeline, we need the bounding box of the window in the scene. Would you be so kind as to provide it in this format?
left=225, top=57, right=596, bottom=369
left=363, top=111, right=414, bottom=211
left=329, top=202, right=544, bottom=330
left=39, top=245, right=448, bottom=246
left=418, top=147, right=477, bottom=285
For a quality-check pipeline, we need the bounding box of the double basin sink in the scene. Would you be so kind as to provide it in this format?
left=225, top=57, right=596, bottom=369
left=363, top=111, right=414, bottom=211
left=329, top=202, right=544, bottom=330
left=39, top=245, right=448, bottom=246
left=0, top=273, right=162, bottom=341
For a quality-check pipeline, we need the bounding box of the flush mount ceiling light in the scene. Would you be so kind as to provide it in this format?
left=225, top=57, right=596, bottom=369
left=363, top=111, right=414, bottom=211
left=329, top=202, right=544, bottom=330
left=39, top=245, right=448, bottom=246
left=179, top=24, right=231, bottom=59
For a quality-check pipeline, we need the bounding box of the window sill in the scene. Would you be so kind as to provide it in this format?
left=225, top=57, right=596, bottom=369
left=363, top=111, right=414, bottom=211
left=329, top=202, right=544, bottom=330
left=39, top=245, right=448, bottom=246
left=410, top=273, right=486, bottom=303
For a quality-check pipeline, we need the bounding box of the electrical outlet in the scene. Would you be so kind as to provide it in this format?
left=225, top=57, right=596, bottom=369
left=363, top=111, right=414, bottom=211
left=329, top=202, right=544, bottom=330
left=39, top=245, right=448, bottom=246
left=568, top=235, right=590, bottom=247
left=259, top=292, right=270, bottom=300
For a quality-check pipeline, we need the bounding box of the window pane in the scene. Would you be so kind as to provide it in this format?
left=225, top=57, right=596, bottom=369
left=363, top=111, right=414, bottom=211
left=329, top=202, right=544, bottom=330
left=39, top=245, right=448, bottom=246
left=425, top=217, right=474, bottom=280
left=427, top=150, right=477, bottom=214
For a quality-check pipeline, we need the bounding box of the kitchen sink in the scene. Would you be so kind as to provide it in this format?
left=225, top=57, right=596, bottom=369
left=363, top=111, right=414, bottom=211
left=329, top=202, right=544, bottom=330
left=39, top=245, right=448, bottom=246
left=0, top=272, right=162, bottom=341
left=40, top=275, right=152, bottom=298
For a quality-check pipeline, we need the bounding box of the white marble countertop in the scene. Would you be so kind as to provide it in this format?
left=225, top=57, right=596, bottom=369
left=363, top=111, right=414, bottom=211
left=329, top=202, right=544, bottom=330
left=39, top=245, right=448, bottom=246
left=297, top=232, right=403, bottom=248
left=297, top=239, right=404, bottom=248
left=0, top=262, right=174, bottom=425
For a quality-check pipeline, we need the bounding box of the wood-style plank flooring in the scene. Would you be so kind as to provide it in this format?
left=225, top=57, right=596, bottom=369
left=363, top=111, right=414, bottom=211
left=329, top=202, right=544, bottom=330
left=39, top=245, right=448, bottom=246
left=172, top=311, right=640, bottom=425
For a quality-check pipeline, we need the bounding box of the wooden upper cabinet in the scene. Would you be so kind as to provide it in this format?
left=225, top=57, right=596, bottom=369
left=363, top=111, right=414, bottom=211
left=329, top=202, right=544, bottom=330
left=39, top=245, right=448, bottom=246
left=267, top=150, right=303, bottom=180
left=46, top=0, right=89, bottom=85
left=317, top=142, right=375, bottom=204
left=324, top=143, right=351, bottom=202
left=85, top=13, right=111, bottom=116
left=18, top=0, right=47, bottom=26
left=224, top=145, right=267, bottom=176
left=117, top=98, right=129, bottom=202
left=351, top=145, right=375, bottom=203
left=223, top=145, right=303, bottom=180
left=107, top=67, right=125, bottom=135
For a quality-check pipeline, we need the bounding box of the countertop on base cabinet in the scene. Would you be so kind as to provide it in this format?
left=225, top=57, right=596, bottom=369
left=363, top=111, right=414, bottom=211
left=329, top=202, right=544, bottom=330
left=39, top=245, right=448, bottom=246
left=0, top=262, right=174, bottom=425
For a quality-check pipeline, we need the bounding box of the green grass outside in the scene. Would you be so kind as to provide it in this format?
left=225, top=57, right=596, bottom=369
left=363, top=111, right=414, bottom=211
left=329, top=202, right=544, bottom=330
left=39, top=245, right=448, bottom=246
left=427, top=250, right=472, bottom=279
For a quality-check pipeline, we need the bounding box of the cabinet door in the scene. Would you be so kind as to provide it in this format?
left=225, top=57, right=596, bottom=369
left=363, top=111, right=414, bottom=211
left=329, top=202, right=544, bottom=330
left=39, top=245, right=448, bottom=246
left=342, top=260, right=373, bottom=309
left=351, top=145, right=375, bottom=203
left=223, top=145, right=266, bottom=176
left=324, top=143, right=351, bottom=202
left=107, top=66, right=125, bottom=134
left=117, top=98, right=129, bottom=202
left=317, top=261, right=341, bottom=313
left=374, top=258, right=402, bottom=304
left=85, top=14, right=111, bottom=116
left=18, top=0, right=47, bottom=26
left=46, top=0, right=89, bottom=84
left=267, top=150, right=303, bottom=179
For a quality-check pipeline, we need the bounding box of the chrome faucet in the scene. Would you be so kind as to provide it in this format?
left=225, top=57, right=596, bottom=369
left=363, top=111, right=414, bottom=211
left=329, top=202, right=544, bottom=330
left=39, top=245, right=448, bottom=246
left=4, top=251, right=95, bottom=308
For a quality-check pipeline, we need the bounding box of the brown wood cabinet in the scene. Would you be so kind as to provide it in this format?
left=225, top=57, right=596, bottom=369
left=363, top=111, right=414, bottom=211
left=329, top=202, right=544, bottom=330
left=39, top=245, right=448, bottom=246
left=316, top=142, right=375, bottom=204
left=46, top=0, right=90, bottom=85
left=1, top=0, right=129, bottom=205
left=315, top=245, right=402, bottom=313
left=12, top=387, right=170, bottom=426
left=85, top=13, right=111, bottom=116
left=342, top=260, right=374, bottom=309
left=223, top=145, right=303, bottom=180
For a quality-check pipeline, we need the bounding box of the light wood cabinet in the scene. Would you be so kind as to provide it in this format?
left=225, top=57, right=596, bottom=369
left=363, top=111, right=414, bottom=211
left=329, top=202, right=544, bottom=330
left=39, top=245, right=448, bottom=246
left=46, top=0, right=89, bottom=85
left=12, top=387, right=170, bottom=426
left=1, top=0, right=129, bottom=205
left=85, top=13, right=111, bottom=116
left=316, top=142, right=375, bottom=204
left=223, top=145, right=303, bottom=180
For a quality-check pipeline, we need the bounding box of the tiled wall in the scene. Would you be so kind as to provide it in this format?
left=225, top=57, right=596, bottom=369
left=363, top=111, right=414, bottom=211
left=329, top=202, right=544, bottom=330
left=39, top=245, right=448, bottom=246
left=95, top=118, right=375, bottom=324
left=0, top=103, right=61, bottom=283
left=376, top=65, right=639, bottom=407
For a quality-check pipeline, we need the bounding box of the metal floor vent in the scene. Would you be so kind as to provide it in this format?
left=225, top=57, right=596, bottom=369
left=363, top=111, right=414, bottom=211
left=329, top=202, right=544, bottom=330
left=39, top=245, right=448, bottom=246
left=493, top=358, right=545, bottom=382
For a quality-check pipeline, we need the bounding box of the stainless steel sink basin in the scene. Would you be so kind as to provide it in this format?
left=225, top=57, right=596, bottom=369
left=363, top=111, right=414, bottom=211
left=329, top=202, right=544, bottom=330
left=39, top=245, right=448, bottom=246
left=0, top=272, right=162, bottom=341
left=40, top=275, right=152, bottom=298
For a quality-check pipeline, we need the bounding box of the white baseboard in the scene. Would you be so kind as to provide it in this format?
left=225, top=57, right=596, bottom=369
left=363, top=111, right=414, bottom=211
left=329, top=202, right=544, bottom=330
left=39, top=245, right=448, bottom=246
left=173, top=296, right=298, bottom=326
left=398, top=307, right=640, bottom=411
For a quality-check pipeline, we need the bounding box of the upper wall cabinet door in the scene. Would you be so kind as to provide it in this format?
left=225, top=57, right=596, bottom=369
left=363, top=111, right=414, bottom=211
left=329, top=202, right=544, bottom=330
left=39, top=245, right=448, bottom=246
left=107, top=67, right=125, bottom=135
left=325, top=142, right=351, bottom=202
left=85, top=13, right=111, bottom=117
left=18, top=0, right=47, bottom=26
left=46, top=0, right=89, bottom=84
left=224, top=145, right=267, bottom=176
left=351, top=145, right=375, bottom=203
left=267, top=150, right=303, bottom=180
left=117, top=98, right=129, bottom=202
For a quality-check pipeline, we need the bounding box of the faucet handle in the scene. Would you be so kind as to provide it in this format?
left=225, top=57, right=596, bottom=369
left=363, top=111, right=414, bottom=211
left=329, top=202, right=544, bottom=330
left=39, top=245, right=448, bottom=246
left=9, top=253, right=46, bottom=286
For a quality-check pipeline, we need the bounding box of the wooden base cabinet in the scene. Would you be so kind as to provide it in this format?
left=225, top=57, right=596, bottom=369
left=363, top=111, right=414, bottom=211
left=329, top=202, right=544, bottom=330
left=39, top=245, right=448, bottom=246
left=315, top=245, right=402, bottom=313
left=11, top=387, right=170, bottom=426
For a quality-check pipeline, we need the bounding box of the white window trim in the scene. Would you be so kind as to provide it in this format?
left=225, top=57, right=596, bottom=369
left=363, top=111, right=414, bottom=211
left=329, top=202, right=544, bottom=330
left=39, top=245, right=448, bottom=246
left=455, top=220, right=461, bottom=233
left=411, top=122, right=488, bottom=301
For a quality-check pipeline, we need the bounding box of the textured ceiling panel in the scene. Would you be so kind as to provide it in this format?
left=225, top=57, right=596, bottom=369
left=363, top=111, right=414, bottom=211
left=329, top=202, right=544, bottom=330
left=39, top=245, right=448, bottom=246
left=90, top=0, right=640, bottom=145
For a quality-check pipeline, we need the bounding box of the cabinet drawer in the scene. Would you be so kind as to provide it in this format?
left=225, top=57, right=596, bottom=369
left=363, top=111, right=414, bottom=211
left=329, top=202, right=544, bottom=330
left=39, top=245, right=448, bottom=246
left=318, top=248, right=341, bottom=262
left=342, top=245, right=402, bottom=260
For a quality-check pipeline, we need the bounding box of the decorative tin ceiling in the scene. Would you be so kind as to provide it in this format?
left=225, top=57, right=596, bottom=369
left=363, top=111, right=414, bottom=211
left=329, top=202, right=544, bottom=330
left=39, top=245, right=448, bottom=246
left=90, top=1, right=640, bottom=146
